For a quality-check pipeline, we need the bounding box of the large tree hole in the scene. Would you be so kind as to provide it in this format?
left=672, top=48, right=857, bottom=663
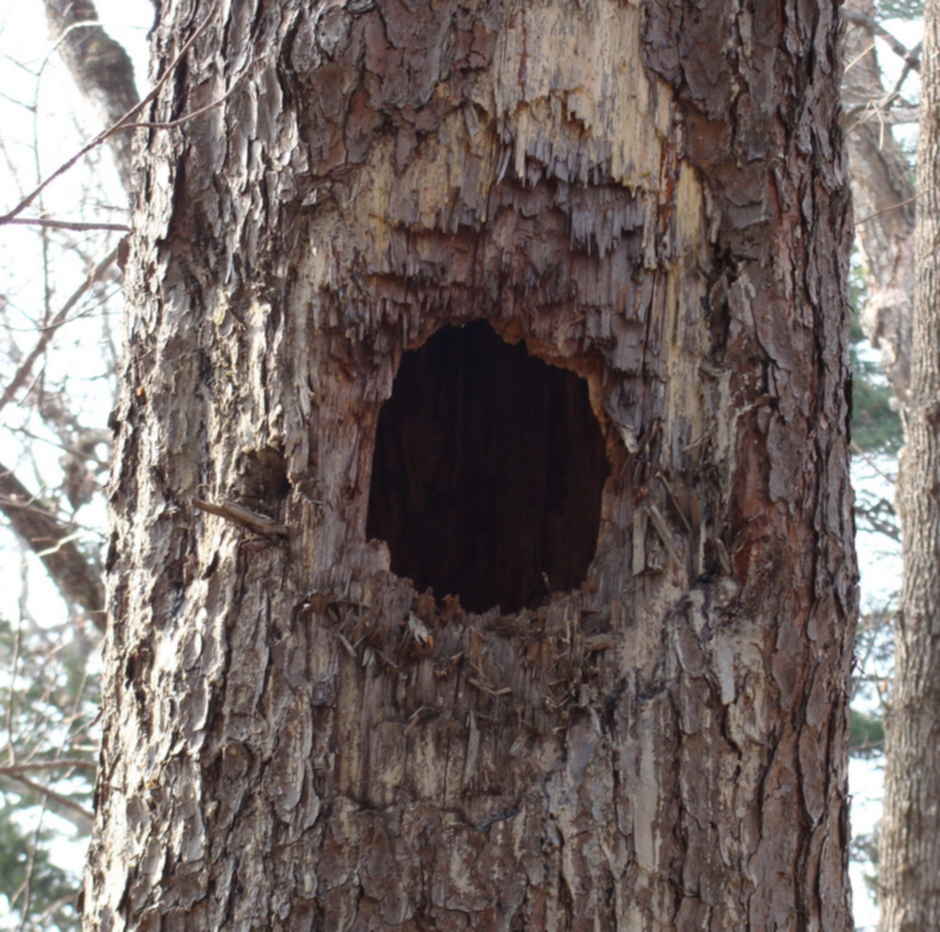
left=366, top=321, right=609, bottom=614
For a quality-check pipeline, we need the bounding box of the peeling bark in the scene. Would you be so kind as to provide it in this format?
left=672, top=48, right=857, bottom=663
left=85, top=1, right=856, bottom=928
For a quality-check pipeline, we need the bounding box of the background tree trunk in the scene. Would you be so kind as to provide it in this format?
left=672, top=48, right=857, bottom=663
left=84, top=0, right=857, bottom=928
left=843, top=0, right=916, bottom=402
left=879, top=0, right=940, bottom=927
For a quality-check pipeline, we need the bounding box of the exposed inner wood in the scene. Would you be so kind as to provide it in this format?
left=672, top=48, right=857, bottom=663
left=366, top=321, right=608, bottom=613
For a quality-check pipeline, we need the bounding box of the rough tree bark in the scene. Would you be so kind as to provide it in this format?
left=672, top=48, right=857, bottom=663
left=84, top=0, right=857, bottom=928
left=879, top=0, right=940, bottom=927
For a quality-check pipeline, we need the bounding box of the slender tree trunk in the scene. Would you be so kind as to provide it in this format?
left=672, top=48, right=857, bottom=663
left=879, top=0, right=940, bottom=927
left=84, top=1, right=856, bottom=928
left=843, top=0, right=916, bottom=401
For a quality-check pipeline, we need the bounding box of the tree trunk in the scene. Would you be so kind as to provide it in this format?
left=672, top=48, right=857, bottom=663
left=879, top=0, right=940, bottom=927
left=842, top=0, right=916, bottom=402
left=84, top=1, right=857, bottom=928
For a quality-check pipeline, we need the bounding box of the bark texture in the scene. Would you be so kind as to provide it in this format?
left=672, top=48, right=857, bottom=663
left=85, top=0, right=857, bottom=928
left=879, top=0, right=940, bottom=927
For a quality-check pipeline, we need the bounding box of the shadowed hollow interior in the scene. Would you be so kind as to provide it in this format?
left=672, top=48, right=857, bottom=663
left=366, top=321, right=609, bottom=614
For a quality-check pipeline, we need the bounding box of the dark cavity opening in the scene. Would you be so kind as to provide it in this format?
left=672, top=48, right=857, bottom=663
left=366, top=321, right=609, bottom=614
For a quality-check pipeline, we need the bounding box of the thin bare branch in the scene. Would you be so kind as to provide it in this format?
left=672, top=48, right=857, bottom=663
left=889, top=40, right=922, bottom=100
left=0, top=759, right=96, bottom=775
left=0, top=777, right=90, bottom=838
left=192, top=498, right=290, bottom=538
left=855, top=194, right=920, bottom=226
left=0, top=463, right=105, bottom=628
left=4, top=217, right=130, bottom=232
left=0, top=11, right=216, bottom=225
left=0, top=771, right=93, bottom=830
left=843, top=9, right=922, bottom=72
left=41, top=0, right=141, bottom=192
left=6, top=622, right=23, bottom=765
left=0, top=244, right=118, bottom=417
left=121, top=63, right=256, bottom=131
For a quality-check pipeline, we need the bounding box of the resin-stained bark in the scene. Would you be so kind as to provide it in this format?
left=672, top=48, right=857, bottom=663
left=85, top=0, right=856, bottom=928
